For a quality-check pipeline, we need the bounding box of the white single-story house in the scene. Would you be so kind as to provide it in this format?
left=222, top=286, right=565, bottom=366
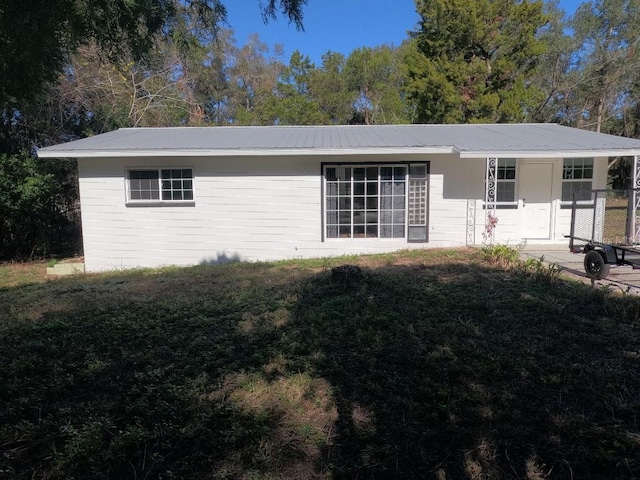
left=37, top=124, right=640, bottom=272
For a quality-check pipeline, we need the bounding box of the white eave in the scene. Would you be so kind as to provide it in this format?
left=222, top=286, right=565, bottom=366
left=37, top=147, right=640, bottom=159
left=457, top=149, right=640, bottom=159
left=36, top=146, right=455, bottom=159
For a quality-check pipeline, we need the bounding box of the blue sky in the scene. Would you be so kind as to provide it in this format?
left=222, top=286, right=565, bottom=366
left=224, top=0, right=585, bottom=65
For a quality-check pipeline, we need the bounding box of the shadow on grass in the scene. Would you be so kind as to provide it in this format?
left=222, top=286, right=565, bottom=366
left=1, top=254, right=640, bottom=479
left=289, top=264, right=640, bottom=479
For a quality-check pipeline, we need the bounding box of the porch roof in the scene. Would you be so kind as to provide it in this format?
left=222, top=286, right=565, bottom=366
left=37, top=123, right=640, bottom=159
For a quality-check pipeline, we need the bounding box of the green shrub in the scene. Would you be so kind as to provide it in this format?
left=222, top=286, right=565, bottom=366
left=480, top=244, right=519, bottom=266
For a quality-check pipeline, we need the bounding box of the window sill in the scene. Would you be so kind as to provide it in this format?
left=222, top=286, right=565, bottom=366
left=323, top=237, right=428, bottom=243
left=126, top=201, right=196, bottom=207
left=324, top=237, right=408, bottom=241
left=482, top=204, right=518, bottom=210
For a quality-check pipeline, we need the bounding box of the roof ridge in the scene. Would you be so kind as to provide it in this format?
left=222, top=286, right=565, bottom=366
left=118, top=122, right=559, bottom=132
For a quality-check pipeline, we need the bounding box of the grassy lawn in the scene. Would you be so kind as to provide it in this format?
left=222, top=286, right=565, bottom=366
left=1, top=248, right=640, bottom=479
left=0, top=261, right=48, bottom=289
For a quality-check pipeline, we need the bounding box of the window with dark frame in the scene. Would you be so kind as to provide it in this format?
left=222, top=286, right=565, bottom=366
left=408, top=164, right=428, bottom=241
left=494, top=159, right=517, bottom=204
left=128, top=168, right=194, bottom=203
left=324, top=164, right=428, bottom=241
left=562, top=158, right=593, bottom=202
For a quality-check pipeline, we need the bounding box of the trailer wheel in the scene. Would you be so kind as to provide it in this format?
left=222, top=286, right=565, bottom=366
left=584, top=250, right=610, bottom=280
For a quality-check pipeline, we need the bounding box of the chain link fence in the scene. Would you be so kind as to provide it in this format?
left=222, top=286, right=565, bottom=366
left=569, top=189, right=640, bottom=251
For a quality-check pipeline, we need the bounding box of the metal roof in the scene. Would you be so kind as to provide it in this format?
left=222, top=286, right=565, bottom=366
left=37, top=124, right=640, bottom=159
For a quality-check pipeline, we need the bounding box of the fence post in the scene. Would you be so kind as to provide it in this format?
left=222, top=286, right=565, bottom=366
left=634, top=155, right=640, bottom=243
left=626, top=189, right=634, bottom=244
left=569, top=193, right=576, bottom=251
left=591, top=190, right=598, bottom=242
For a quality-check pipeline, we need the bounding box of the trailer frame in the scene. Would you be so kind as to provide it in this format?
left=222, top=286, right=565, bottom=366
left=567, top=188, right=640, bottom=280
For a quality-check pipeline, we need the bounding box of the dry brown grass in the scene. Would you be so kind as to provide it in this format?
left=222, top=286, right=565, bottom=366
left=205, top=372, right=337, bottom=479
left=0, top=261, right=47, bottom=288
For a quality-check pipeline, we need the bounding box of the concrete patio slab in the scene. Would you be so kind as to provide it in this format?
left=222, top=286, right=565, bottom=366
left=520, top=245, right=640, bottom=295
left=46, top=262, right=85, bottom=276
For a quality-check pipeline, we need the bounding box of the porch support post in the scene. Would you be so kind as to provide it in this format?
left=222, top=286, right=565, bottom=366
left=634, top=154, right=640, bottom=243
left=485, top=157, right=498, bottom=243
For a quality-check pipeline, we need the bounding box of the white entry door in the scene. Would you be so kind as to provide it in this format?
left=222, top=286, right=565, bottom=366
left=520, top=162, right=553, bottom=239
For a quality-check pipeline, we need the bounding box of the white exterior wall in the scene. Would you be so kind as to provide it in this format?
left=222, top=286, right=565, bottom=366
left=77, top=154, right=609, bottom=272
left=79, top=155, right=443, bottom=272
left=428, top=155, right=483, bottom=245
left=464, top=156, right=608, bottom=246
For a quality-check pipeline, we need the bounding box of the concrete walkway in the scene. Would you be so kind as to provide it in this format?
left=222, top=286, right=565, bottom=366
left=520, top=245, right=640, bottom=295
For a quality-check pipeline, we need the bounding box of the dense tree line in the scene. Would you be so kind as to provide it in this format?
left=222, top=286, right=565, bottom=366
left=1, top=0, right=640, bottom=260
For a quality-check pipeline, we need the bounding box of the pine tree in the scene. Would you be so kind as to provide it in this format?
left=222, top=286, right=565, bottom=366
left=405, top=0, right=548, bottom=123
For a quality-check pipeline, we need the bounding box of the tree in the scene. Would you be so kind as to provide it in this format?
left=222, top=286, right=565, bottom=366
left=256, top=51, right=327, bottom=125
left=0, top=0, right=307, bottom=110
left=0, top=153, right=80, bottom=260
left=15, top=36, right=214, bottom=147
left=228, top=34, right=285, bottom=125
left=310, top=52, right=355, bottom=124
left=345, top=45, right=412, bottom=124
left=570, top=0, right=640, bottom=133
left=527, top=0, right=581, bottom=124
left=185, top=29, right=237, bottom=126
left=616, top=77, right=640, bottom=139
left=404, top=0, right=548, bottom=123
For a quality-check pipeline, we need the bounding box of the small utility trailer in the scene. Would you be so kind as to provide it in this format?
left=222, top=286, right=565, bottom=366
left=567, top=188, right=640, bottom=280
